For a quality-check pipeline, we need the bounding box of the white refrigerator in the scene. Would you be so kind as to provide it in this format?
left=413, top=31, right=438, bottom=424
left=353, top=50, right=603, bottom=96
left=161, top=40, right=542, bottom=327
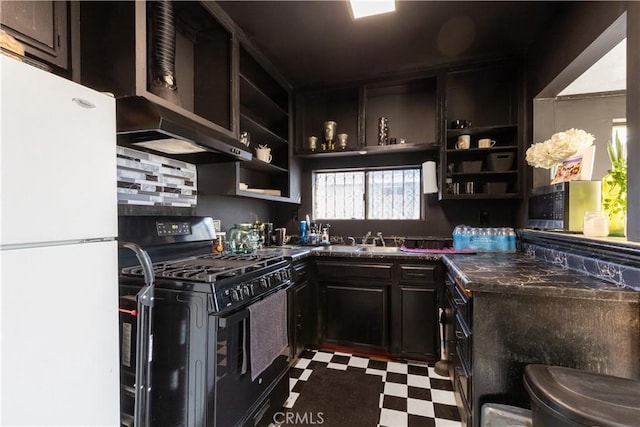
left=0, top=55, right=119, bottom=426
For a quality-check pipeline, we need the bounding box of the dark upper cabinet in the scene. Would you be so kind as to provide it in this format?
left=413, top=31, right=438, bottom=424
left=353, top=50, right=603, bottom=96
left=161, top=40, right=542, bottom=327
left=364, top=78, right=438, bottom=148
left=296, top=75, right=440, bottom=157
left=0, top=0, right=68, bottom=70
left=441, top=61, right=523, bottom=200
left=79, top=1, right=234, bottom=136
left=79, top=1, right=298, bottom=203
left=296, top=87, right=360, bottom=153
left=236, top=43, right=295, bottom=201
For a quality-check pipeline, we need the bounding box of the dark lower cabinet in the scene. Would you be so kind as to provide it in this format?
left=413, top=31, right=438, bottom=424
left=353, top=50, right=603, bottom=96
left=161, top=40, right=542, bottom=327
left=314, top=259, right=442, bottom=359
left=289, top=260, right=317, bottom=359
left=392, top=263, right=442, bottom=360
left=398, top=285, right=438, bottom=358
left=323, top=282, right=389, bottom=349
left=291, top=279, right=317, bottom=358
left=445, top=270, right=473, bottom=427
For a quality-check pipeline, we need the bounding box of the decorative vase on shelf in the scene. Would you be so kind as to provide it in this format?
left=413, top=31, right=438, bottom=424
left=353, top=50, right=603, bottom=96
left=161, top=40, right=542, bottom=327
left=602, top=134, right=627, bottom=237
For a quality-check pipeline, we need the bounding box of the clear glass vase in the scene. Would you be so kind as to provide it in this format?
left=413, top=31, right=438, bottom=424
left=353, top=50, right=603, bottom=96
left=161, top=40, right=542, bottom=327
left=602, top=173, right=626, bottom=237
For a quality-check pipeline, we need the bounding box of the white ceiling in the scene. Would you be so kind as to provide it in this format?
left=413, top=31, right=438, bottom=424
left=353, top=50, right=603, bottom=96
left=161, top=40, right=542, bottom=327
left=559, top=39, right=626, bottom=96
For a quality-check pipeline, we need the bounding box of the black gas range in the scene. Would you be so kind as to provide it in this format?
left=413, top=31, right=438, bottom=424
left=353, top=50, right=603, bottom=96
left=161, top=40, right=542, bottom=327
left=118, top=216, right=291, bottom=427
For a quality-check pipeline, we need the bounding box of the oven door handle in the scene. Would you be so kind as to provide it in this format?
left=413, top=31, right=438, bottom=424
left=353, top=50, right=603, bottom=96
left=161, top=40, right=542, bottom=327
left=120, top=242, right=155, bottom=286
left=135, top=284, right=154, bottom=427
left=218, top=309, right=249, bottom=329
left=119, top=242, right=154, bottom=427
left=218, top=309, right=250, bottom=378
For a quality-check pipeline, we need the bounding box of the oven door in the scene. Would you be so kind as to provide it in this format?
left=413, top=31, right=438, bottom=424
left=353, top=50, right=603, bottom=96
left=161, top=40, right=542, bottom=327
left=212, top=287, right=292, bottom=427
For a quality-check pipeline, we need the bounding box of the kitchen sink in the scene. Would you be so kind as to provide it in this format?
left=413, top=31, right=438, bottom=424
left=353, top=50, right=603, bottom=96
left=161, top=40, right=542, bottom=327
left=313, top=245, right=361, bottom=252
left=357, top=246, right=402, bottom=253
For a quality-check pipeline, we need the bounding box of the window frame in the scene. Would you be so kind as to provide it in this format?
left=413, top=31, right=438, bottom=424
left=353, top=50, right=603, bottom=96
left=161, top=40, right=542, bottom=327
left=312, top=165, right=423, bottom=221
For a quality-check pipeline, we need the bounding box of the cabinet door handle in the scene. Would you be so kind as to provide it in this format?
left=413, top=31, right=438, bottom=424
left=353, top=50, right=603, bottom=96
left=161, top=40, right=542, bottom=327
left=455, top=330, right=468, bottom=340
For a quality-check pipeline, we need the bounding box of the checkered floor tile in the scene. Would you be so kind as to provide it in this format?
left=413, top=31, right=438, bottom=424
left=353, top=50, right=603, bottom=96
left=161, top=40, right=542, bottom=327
left=285, top=349, right=462, bottom=427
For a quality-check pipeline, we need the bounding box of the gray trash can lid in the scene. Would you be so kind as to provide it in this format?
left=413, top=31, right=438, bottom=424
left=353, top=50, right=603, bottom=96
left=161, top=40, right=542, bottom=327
left=524, top=364, right=640, bottom=427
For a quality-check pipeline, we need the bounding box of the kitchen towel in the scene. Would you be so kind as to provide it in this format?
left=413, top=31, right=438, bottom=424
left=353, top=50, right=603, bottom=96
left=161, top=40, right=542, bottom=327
left=248, top=289, right=288, bottom=381
left=422, top=161, right=438, bottom=194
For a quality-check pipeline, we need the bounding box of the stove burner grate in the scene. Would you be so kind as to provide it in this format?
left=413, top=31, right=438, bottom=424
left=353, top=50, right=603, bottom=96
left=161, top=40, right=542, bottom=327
left=121, top=252, right=285, bottom=283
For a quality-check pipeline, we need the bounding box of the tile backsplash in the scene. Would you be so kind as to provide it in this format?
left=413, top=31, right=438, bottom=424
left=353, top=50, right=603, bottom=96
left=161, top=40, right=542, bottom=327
left=116, top=146, right=197, bottom=207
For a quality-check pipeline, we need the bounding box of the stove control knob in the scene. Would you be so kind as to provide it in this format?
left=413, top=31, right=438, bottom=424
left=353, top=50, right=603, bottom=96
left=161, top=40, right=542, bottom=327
left=247, top=282, right=255, bottom=296
left=236, top=285, right=248, bottom=300
left=241, top=284, right=251, bottom=298
left=230, top=289, right=240, bottom=302
left=259, top=277, right=268, bottom=289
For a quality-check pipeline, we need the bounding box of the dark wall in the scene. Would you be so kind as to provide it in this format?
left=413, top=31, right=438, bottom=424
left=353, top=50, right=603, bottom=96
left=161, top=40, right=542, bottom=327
left=525, top=2, right=627, bottom=99
left=196, top=195, right=271, bottom=233
left=271, top=153, right=520, bottom=241
left=198, top=1, right=635, bottom=242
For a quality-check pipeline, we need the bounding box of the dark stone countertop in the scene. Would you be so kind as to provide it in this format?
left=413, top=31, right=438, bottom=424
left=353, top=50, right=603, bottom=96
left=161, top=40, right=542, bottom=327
left=441, top=252, right=640, bottom=302
left=257, top=245, right=442, bottom=262
left=256, top=246, right=638, bottom=302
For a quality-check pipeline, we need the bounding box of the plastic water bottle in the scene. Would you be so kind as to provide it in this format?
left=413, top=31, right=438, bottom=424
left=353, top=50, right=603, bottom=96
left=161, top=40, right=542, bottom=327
left=468, top=227, right=480, bottom=251
left=497, top=228, right=510, bottom=251
left=452, top=225, right=463, bottom=250
left=299, top=220, right=307, bottom=245
left=460, top=226, right=471, bottom=250
left=488, top=228, right=497, bottom=251
left=508, top=228, right=517, bottom=251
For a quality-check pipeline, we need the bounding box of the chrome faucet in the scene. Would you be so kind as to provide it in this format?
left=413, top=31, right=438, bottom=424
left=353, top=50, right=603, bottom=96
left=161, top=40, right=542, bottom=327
left=377, top=232, right=385, bottom=246
left=347, top=236, right=356, bottom=246
left=362, top=231, right=372, bottom=245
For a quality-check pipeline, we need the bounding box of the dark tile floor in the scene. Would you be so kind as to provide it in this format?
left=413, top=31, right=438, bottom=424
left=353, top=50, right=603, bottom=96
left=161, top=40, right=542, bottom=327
left=285, top=350, right=462, bottom=427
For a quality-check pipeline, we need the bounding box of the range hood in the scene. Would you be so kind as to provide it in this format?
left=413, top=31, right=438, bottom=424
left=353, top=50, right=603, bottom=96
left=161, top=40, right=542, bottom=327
left=116, top=96, right=251, bottom=163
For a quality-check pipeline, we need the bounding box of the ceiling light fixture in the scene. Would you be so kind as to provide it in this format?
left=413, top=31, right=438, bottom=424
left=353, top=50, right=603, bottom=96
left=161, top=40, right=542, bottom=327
left=349, top=0, right=396, bottom=19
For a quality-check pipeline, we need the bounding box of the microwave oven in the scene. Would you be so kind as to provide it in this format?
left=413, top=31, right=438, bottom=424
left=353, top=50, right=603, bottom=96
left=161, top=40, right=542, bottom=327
left=527, top=181, right=601, bottom=232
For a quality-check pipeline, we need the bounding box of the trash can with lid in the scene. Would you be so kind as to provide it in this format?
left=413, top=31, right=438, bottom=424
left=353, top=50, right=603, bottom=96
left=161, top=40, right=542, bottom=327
left=524, top=364, right=640, bottom=427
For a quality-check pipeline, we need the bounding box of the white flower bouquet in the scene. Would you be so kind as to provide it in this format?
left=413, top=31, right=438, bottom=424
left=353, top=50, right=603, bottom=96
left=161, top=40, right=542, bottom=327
left=526, top=128, right=595, bottom=169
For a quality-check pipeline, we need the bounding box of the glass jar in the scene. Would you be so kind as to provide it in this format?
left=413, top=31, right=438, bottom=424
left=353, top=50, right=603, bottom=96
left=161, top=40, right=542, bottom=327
left=227, top=223, right=259, bottom=254
left=583, top=211, right=609, bottom=237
